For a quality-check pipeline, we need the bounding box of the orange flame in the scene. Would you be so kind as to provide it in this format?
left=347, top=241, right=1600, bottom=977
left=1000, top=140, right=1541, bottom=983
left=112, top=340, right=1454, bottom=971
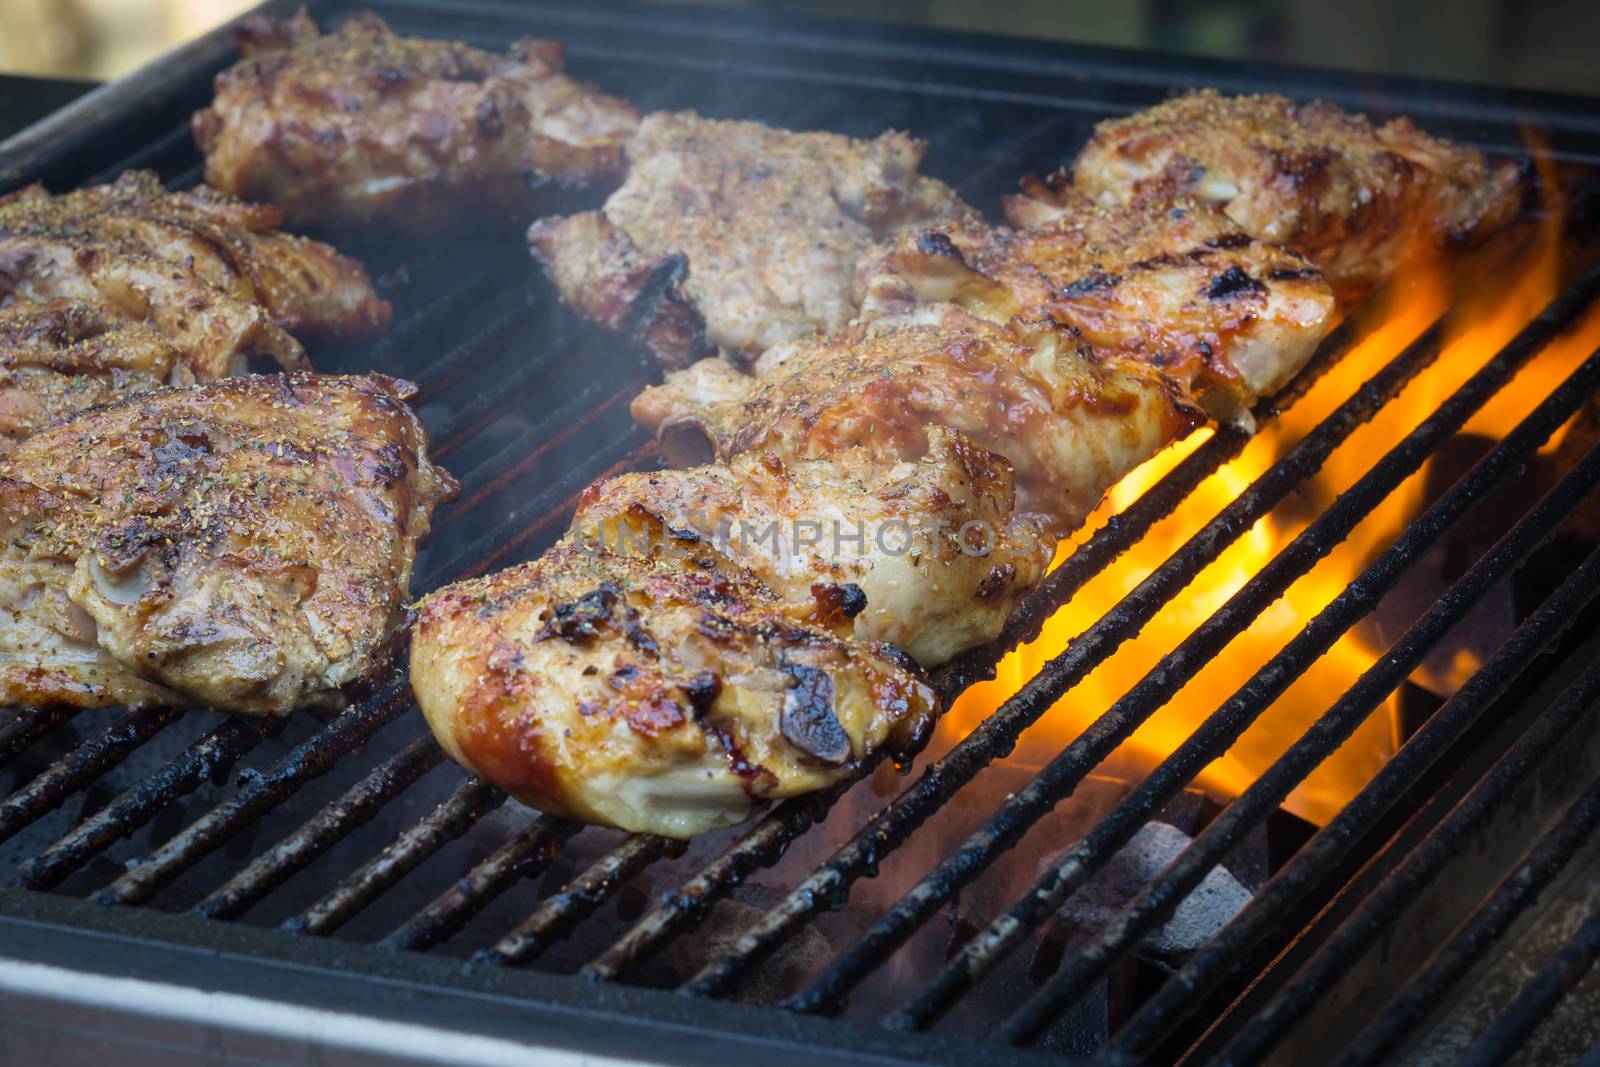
left=947, top=144, right=1600, bottom=825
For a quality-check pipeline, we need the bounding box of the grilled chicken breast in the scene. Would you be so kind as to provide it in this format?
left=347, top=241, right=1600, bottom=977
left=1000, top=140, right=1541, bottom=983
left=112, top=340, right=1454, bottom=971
left=1070, top=90, right=1526, bottom=296
left=0, top=172, right=390, bottom=340
left=528, top=111, right=973, bottom=369
left=861, top=185, right=1335, bottom=424
left=0, top=374, right=454, bottom=715
left=194, top=11, right=640, bottom=229
left=634, top=308, right=1203, bottom=536
left=411, top=541, right=935, bottom=838
left=569, top=427, right=1053, bottom=667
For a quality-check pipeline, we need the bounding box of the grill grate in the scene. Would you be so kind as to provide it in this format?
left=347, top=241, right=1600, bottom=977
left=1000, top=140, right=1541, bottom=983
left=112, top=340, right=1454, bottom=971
left=4, top=1, right=1600, bottom=1064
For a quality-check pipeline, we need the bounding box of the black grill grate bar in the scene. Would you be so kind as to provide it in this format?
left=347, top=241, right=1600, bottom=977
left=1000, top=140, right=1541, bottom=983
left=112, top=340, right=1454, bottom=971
left=92, top=676, right=414, bottom=906
left=1169, top=644, right=1600, bottom=1066
left=0, top=707, right=183, bottom=845
left=992, top=417, right=1600, bottom=1048
left=1457, top=891, right=1600, bottom=1067
left=789, top=273, right=1600, bottom=1022
left=1335, top=775, right=1600, bottom=1067
left=381, top=813, right=579, bottom=953
left=478, top=834, right=684, bottom=967
left=573, top=310, right=1372, bottom=987
left=14, top=714, right=278, bottom=892
left=580, top=779, right=862, bottom=983
left=192, top=734, right=444, bottom=921
left=285, top=775, right=506, bottom=938
left=929, top=500, right=1600, bottom=1045
left=675, top=300, right=1463, bottom=1002
left=0, top=708, right=83, bottom=774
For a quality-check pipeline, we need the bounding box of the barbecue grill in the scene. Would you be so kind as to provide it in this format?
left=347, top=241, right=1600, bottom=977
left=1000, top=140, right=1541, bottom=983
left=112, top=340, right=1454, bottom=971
left=4, top=2, right=1600, bottom=1064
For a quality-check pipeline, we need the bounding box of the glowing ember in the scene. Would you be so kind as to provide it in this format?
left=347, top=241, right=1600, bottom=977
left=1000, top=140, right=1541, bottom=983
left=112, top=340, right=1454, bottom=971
left=946, top=147, right=1600, bottom=825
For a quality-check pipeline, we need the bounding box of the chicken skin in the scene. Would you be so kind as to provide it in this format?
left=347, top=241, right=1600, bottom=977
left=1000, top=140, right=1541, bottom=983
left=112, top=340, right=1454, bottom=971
left=861, top=185, right=1335, bottom=425
left=0, top=374, right=455, bottom=715
left=0, top=206, right=305, bottom=381
left=1070, top=90, right=1526, bottom=297
left=528, top=111, right=973, bottom=369
left=633, top=308, right=1204, bottom=536
left=411, top=541, right=936, bottom=839
left=569, top=427, right=1053, bottom=668
left=0, top=172, right=390, bottom=340
left=194, top=11, right=640, bottom=229
left=0, top=302, right=187, bottom=442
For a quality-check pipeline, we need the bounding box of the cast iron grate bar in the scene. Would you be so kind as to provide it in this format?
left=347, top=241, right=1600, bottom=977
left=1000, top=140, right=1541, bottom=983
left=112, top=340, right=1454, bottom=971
left=992, top=420, right=1600, bottom=1047
left=890, top=355, right=1600, bottom=1031
left=285, top=775, right=506, bottom=938
left=1336, top=775, right=1600, bottom=1067
left=381, top=813, right=579, bottom=952
left=1180, top=653, right=1600, bottom=1065
left=928, top=507, right=1600, bottom=1046
left=0, top=707, right=184, bottom=846
left=14, top=714, right=278, bottom=892
left=192, top=734, right=445, bottom=921
left=0, top=708, right=82, bottom=774
left=92, top=678, right=415, bottom=905
left=1458, top=892, right=1600, bottom=1067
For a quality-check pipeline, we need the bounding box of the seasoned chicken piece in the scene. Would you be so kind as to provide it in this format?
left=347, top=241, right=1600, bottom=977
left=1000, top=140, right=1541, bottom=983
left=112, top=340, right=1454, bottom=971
left=194, top=11, right=640, bottom=229
left=0, top=374, right=455, bottom=715
left=529, top=111, right=974, bottom=369
left=0, top=301, right=187, bottom=442
left=0, top=172, right=390, bottom=339
left=411, top=541, right=936, bottom=838
left=570, top=427, right=1053, bottom=667
left=0, top=214, right=305, bottom=378
left=1069, top=90, right=1526, bottom=297
left=633, top=308, right=1203, bottom=536
left=860, top=186, right=1335, bottom=424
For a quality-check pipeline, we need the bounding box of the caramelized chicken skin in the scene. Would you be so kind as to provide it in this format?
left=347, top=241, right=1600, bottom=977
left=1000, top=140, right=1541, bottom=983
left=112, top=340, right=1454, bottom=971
left=0, top=302, right=186, bottom=442
left=411, top=542, right=936, bottom=838
left=0, top=172, right=390, bottom=340
left=529, top=111, right=973, bottom=369
left=1070, top=89, right=1526, bottom=296
left=569, top=427, right=1053, bottom=668
left=861, top=185, right=1335, bottom=425
left=0, top=374, right=455, bottom=715
left=194, top=11, right=640, bottom=229
left=634, top=308, right=1204, bottom=536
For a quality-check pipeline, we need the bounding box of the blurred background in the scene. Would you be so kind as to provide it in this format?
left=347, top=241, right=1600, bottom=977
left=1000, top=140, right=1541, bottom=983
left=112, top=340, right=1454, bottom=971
left=0, top=0, right=1597, bottom=96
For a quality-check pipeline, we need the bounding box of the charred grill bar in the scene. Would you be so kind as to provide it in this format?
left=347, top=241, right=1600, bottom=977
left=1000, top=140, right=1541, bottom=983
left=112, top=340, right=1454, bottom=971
left=3, top=1, right=1600, bottom=1065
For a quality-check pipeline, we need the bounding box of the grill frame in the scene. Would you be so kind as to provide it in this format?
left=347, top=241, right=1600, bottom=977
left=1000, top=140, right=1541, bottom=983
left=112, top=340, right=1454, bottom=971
left=4, top=2, right=1600, bottom=1064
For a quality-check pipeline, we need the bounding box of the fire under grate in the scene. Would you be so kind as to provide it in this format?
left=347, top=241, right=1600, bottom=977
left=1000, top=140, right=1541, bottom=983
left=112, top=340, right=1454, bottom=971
left=4, top=2, right=1600, bottom=1065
